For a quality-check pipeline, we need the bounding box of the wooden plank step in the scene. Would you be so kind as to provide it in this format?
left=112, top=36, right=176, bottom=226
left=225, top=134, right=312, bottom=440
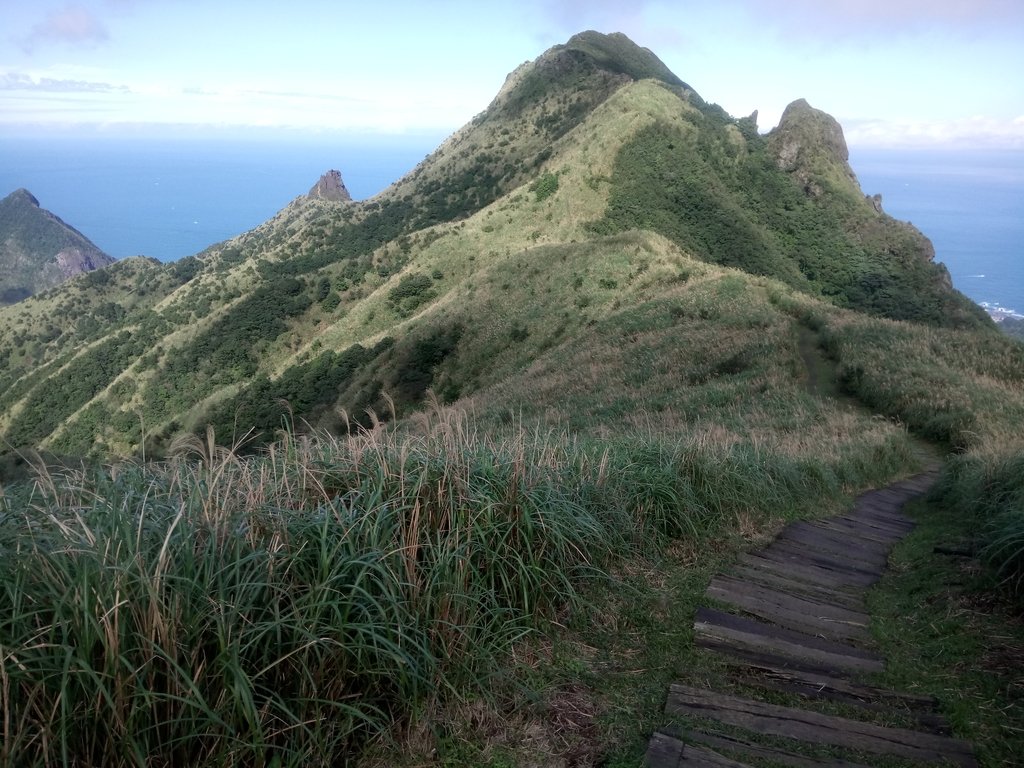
left=645, top=729, right=686, bottom=767
left=846, top=507, right=914, bottom=531
left=663, top=727, right=873, bottom=768
left=645, top=731, right=753, bottom=767
left=858, top=487, right=921, bottom=506
left=698, top=635, right=864, bottom=678
left=847, top=501, right=915, bottom=525
left=665, top=685, right=977, bottom=767
left=754, top=546, right=883, bottom=586
left=844, top=499, right=914, bottom=520
left=774, top=529, right=890, bottom=569
left=803, top=519, right=900, bottom=547
left=725, top=663, right=951, bottom=734
left=724, top=660, right=939, bottom=713
left=832, top=512, right=911, bottom=538
left=761, top=538, right=888, bottom=571
left=888, top=474, right=935, bottom=492
left=783, top=520, right=894, bottom=554
left=694, top=607, right=884, bottom=675
left=730, top=564, right=867, bottom=612
left=737, top=553, right=870, bottom=593
left=706, top=576, right=872, bottom=643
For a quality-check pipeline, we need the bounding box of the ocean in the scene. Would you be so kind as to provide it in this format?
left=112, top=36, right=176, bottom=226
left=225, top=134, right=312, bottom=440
left=1, top=137, right=1021, bottom=317
left=851, top=148, right=1024, bottom=318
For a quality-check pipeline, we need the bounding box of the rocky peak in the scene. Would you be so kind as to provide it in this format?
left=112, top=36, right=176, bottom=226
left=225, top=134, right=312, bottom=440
left=769, top=99, right=858, bottom=196
left=308, top=170, right=352, bottom=202
left=776, top=100, right=849, bottom=163
left=10, top=188, right=41, bottom=207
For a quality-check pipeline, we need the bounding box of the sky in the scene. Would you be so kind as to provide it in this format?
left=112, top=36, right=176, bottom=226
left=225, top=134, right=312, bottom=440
left=1, top=0, right=1023, bottom=149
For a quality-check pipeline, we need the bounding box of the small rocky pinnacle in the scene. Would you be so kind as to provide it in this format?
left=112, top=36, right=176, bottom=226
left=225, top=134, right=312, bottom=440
left=308, top=170, right=352, bottom=202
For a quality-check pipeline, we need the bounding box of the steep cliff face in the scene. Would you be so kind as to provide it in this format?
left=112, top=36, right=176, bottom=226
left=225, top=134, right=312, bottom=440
left=0, top=188, right=114, bottom=304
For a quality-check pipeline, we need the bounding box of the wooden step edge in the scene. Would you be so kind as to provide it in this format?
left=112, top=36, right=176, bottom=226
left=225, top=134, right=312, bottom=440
left=665, top=684, right=978, bottom=767
left=645, top=730, right=755, bottom=767
left=662, top=726, right=874, bottom=768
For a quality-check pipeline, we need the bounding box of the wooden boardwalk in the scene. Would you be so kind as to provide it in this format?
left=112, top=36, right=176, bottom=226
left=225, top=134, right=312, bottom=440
left=645, top=471, right=979, bottom=767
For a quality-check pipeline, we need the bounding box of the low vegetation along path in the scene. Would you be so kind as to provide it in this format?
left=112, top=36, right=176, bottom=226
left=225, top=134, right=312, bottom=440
left=644, top=469, right=980, bottom=767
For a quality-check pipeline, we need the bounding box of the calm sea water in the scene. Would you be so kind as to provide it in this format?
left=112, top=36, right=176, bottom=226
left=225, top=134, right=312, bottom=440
left=0, top=135, right=439, bottom=262
left=851, top=148, right=1024, bottom=317
left=2, top=137, right=1021, bottom=316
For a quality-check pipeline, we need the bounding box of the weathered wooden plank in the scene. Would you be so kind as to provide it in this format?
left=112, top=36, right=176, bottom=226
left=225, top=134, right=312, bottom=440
left=839, top=505, right=913, bottom=527
left=697, top=608, right=881, bottom=661
left=680, top=744, right=753, bottom=767
left=774, top=529, right=890, bottom=569
left=894, top=475, right=936, bottom=493
left=784, top=520, right=894, bottom=554
left=804, top=518, right=900, bottom=547
left=764, top=537, right=887, bottom=568
left=724, top=660, right=939, bottom=713
left=846, top=510, right=914, bottom=533
left=729, top=564, right=866, bottom=612
left=737, top=553, right=869, bottom=592
left=707, top=576, right=872, bottom=643
left=786, top=518, right=895, bottom=549
left=727, top=666, right=951, bottom=733
left=646, top=731, right=756, bottom=768
left=665, top=685, right=977, bottom=767
left=694, top=608, right=884, bottom=675
left=763, top=540, right=886, bottom=575
left=858, top=486, right=920, bottom=505
left=845, top=505, right=914, bottom=530
left=828, top=518, right=909, bottom=543
left=645, top=729, right=684, bottom=767
left=755, top=545, right=883, bottom=586
left=697, top=636, right=857, bottom=677
left=709, top=576, right=870, bottom=626
left=668, top=728, right=873, bottom=768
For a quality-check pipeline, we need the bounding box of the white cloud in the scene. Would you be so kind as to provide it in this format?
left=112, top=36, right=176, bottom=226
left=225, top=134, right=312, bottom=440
left=0, top=72, right=130, bottom=93
left=844, top=115, right=1024, bottom=149
left=22, top=4, right=110, bottom=52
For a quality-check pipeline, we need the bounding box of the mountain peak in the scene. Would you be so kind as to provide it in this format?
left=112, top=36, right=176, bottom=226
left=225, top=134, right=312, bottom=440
left=308, top=170, right=352, bottom=202
left=772, top=99, right=851, bottom=169
left=0, top=187, right=114, bottom=304
left=558, top=30, right=687, bottom=88
left=8, top=188, right=41, bottom=208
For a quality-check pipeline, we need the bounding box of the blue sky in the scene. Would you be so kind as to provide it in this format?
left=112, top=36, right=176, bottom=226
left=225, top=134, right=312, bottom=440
left=2, top=0, right=1023, bottom=148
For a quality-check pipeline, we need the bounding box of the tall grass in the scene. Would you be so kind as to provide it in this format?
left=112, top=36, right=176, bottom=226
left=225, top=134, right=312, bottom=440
left=935, top=451, right=1024, bottom=600
left=1, top=405, right=910, bottom=766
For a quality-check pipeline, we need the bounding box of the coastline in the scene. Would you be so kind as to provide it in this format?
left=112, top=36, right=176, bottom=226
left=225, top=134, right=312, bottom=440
left=981, top=302, right=1024, bottom=322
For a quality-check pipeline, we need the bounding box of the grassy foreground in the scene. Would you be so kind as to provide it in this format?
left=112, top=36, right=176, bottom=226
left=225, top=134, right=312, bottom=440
left=0, top=402, right=911, bottom=767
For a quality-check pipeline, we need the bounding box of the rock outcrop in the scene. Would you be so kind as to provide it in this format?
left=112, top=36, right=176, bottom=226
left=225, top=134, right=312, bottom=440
left=308, top=170, right=352, bottom=202
left=768, top=99, right=859, bottom=197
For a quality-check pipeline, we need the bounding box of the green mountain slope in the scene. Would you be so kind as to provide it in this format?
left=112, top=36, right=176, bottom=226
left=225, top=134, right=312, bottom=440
left=0, top=31, right=997, bottom=462
left=0, top=188, right=115, bottom=304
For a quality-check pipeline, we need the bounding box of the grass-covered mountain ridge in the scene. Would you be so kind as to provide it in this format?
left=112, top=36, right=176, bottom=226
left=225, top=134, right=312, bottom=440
left=0, top=188, right=114, bottom=306
left=0, top=30, right=994, bottom=461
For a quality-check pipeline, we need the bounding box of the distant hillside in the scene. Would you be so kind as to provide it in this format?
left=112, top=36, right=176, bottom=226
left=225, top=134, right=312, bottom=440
left=0, top=188, right=114, bottom=304
left=0, top=30, right=997, bottom=461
